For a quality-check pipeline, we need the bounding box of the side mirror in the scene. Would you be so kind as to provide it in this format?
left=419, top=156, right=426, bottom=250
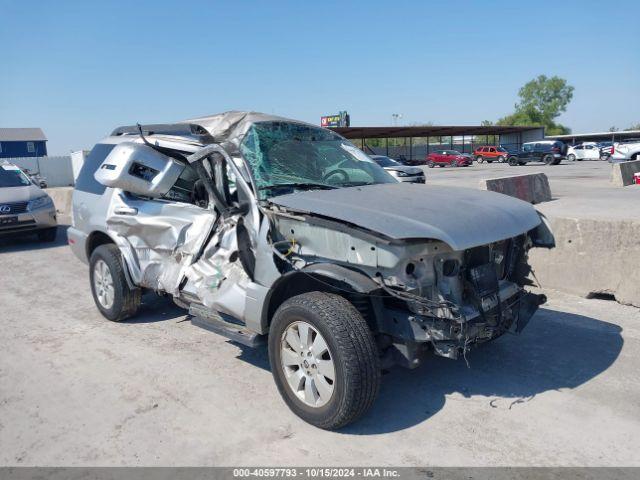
left=94, top=142, right=185, bottom=198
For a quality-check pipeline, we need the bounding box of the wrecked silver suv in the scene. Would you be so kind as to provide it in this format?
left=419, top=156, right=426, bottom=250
left=68, top=112, right=554, bottom=429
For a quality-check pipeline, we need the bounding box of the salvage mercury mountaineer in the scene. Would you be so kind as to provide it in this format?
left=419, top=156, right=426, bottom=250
left=68, top=112, right=554, bottom=429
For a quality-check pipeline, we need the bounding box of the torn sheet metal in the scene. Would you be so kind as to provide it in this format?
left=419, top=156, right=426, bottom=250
left=183, top=216, right=251, bottom=320
left=105, top=194, right=217, bottom=294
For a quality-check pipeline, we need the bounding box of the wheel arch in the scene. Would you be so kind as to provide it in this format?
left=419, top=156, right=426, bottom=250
left=87, top=230, right=140, bottom=289
left=261, top=264, right=380, bottom=333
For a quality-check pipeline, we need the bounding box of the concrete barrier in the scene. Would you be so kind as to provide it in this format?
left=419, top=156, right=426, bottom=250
left=45, top=187, right=74, bottom=216
left=480, top=173, right=552, bottom=204
left=610, top=159, right=640, bottom=186
left=528, top=215, right=640, bottom=307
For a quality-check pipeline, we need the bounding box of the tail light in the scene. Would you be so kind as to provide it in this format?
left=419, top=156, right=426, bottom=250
left=611, top=146, right=615, bottom=154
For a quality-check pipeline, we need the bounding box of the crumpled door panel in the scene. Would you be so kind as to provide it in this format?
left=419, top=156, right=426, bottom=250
left=105, top=193, right=217, bottom=294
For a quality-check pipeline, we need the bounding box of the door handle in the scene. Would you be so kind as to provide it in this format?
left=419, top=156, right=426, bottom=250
left=114, top=206, right=138, bottom=216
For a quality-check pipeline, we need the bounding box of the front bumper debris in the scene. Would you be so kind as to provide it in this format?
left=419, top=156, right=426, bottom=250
left=380, top=291, right=546, bottom=367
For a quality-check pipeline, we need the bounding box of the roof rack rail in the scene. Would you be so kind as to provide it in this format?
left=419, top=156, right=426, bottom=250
left=110, top=123, right=213, bottom=141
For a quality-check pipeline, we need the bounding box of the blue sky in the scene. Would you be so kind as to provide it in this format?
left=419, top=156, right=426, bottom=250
left=1, top=0, right=638, bottom=155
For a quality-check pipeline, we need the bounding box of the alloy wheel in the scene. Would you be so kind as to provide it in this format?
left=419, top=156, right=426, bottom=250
left=280, top=321, right=335, bottom=408
left=93, top=259, right=115, bottom=309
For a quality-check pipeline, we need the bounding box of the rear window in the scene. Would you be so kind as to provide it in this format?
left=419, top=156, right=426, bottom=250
left=75, top=143, right=116, bottom=195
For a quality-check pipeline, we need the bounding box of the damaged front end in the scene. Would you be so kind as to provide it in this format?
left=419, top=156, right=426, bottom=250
left=266, top=208, right=552, bottom=369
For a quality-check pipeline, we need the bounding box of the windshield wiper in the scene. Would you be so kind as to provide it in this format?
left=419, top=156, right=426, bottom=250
left=338, top=181, right=377, bottom=187
left=259, top=182, right=338, bottom=192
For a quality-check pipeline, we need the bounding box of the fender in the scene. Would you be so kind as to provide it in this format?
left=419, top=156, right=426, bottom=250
left=258, top=263, right=379, bottom=334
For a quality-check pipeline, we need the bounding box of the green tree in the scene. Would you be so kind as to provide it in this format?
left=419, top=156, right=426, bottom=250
left=497, top=75, right=574, bottom=135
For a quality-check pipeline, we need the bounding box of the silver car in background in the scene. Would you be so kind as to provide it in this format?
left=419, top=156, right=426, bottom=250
left=0, top=162, right=57, bottom=242
left=370, top=155, right=425, bottom=183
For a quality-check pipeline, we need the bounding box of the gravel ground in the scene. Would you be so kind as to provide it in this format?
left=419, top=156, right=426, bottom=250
left=1, top=219, right=639, bottom=466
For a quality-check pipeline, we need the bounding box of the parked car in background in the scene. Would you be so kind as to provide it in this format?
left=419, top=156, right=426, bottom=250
left=507, top=140, right=567, bottom=166
left=473, top=146, right=509, bottom=163
left=0, top=162, right=57, bottom=241
left=23, top=169, right=48, bottom=188
left=609, top=139, right=640, bottom=162
left=566, top=142, right=600, bottom=161
left=427, top=150, right=473, bottom=167
left=370, top=155, right=425, bottom=183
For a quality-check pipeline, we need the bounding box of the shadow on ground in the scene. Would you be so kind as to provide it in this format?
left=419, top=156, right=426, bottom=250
left=0, top=224, right=70, bottom=252
left=121, top=293, right=188, bottom=324
left=236, top=307, right=623, bottom=434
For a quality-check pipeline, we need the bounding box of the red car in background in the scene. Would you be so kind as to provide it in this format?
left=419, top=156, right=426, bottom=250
left=426, top=150, right=473, bottom=167
left=473, top=146, right=509, bottom=163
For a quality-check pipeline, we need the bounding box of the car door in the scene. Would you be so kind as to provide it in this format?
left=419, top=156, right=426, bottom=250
left=533, top=143, right=545, bottom=162
left=521, top=143, right=534, bottom=162
left=572, top=145, right=583, bottom=159
left=105, top=163, right=218, bottom=294
left=488, top=147, right=496, bottom=160
left=584, top=144, right=599, bottom=160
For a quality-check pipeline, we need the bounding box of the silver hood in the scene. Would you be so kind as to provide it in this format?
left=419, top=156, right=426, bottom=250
left=269, top=183, right=541, bottom=250
left=0, top=184, right=44, bottom=204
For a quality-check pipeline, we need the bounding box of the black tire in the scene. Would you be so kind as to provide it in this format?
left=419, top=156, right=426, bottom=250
left=508, top=156, right=519, bottom=166
left=428, top=161, right=435, bottom=168
left=551, top=158, right=562, bottom=165
left=567, top=154, right=576, bottom=162
left=476, top=156, right=484, bottom=163
left=37, top=227, right=57, bottom=242
left=497, top=155, right=506, bottom=163
left=543, top=154, right=555, bottom=165
left=89, top=244, right=141, bottom=322
left=268, top=292, right=380, bottom=430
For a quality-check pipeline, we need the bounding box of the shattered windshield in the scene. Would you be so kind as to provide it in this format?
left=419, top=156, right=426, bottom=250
left=240, top=121, right=395, bottom=197
left=0, top=165, right=32, bottom=187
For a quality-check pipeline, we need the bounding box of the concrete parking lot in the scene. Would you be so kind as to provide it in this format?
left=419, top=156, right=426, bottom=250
left=1, top=216, right=639, bottom=466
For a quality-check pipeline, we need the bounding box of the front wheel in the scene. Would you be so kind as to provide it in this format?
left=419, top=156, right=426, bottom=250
left=508, top=156, right=519, bottom=166
left=268, top=292, right=380, bottom=430
left=543, top=154, right=555, bottom=165
left=428, top=161, right=435, bottom=168
left=89, top=244, right=141, bottom=322
left=567, top=154, right=576, bottom=162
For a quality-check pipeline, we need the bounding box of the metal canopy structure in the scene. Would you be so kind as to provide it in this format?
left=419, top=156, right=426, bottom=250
left=331, top=125, right=536, bottom=139
left=328, top=125, right=543, bottom=160
left=545, top=130, right=640, bottom=144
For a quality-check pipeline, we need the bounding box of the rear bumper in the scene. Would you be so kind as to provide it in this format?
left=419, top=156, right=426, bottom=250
left=0, top=206, right=57, bottom=237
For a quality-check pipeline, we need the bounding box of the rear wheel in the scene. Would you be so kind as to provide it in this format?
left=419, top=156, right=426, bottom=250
left=497, top=155, right=506, bottom=163
left=543, top=154, right=555, bottom=165
left=89, top=244, right=141, bottom=322
left=37, top=227, right=57, bottom=242
left=428, top=161, right=435, bottom=168
left=476, top=156, right=484, bottom=163
left=567, top=153, right=576, bottom=162
left=268, top=292, right=380, bottom=430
